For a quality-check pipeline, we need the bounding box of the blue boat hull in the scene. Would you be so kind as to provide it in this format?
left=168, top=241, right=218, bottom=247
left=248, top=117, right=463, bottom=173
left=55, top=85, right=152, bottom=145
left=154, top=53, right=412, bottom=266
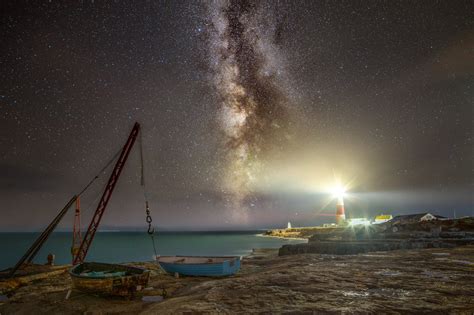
left=157, top=256, right=241, bottom=277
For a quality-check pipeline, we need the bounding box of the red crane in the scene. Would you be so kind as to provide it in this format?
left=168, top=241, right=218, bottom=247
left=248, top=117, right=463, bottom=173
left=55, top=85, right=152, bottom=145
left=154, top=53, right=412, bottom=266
left=73, top=122, right=141, bottom=264
left=71, top=197, right=81, bottom=263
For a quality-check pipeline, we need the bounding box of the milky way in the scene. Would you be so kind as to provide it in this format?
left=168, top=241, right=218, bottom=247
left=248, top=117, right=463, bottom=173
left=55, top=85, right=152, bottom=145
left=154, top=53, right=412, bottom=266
left=1, top=1, right=472, bottom=230
left=208, top=1, right=290, bottom=213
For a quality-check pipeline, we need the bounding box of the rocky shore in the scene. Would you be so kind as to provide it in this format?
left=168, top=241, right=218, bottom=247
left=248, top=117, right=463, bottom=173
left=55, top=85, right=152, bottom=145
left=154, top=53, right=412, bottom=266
left=268, top=217, right=474, bottom=256
left=279, top=238, right=474, bottom=255
left=264, top=226, right=329, bottom=239
left=1, top=245, right=474, bottom=314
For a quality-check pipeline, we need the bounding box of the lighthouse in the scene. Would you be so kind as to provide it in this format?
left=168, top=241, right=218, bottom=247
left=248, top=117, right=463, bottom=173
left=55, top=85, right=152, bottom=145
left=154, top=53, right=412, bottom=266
left=330, top=183, right=346, bottom=225
left=335, top=195, right=346, bottom=225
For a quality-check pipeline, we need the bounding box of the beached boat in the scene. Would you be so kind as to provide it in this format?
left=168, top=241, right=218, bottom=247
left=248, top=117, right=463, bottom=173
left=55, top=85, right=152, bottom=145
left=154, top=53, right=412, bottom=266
left=69, top=262, right=150, bottom=297
left=157, top=256, right=241, bottom=277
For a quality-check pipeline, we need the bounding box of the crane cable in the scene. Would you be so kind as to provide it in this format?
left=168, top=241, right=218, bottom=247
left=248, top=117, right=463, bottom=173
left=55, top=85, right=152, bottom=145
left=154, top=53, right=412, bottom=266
left=77, top=148, right=122, bottom=197
left=139, top=130, right=158, bottom=260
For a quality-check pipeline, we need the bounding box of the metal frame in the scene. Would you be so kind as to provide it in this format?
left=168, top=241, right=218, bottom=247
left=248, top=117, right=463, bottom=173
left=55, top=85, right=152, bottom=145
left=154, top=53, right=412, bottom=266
left=7, top=196, right=77, bottom=277
left=73, top=122, right=141, bottom=264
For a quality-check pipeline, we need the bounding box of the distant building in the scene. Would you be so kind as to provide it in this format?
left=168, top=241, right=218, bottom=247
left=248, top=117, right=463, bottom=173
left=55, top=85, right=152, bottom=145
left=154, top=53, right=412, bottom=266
left=287, top=222, right=292, bottom=229
left=348, top=218, right=371, bottom=226
left=373, top=214, right=393, bottom=224
left=389, top=213, right=446, bottom=225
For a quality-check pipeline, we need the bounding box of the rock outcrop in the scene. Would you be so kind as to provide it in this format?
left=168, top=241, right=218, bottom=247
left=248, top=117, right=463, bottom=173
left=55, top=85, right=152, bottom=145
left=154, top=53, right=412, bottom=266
left=278, top=217, right=474, bottom=255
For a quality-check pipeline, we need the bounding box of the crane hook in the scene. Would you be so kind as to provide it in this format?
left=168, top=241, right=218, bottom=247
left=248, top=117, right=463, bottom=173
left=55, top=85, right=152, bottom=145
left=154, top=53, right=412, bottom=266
left=145, top=201, right=154, bottom=235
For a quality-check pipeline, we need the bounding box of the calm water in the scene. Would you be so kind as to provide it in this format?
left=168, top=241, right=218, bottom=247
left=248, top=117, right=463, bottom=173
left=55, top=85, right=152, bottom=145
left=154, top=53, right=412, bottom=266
left=0, top=231, right=306, bottom=270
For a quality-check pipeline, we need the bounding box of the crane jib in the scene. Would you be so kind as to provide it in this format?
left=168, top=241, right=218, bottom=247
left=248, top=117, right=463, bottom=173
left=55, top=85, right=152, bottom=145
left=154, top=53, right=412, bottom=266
left=72, top=122, right=141, bottom=265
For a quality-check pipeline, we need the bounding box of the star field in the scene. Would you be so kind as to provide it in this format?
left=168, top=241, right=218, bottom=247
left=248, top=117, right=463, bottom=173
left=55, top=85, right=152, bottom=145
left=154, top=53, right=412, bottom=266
left=0, top=1, right=472, bottom=231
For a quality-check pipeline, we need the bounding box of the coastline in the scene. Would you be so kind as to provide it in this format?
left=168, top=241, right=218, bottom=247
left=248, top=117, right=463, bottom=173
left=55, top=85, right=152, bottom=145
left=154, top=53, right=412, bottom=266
left=255, top=233, right=309, bottom=241
left=0, top=231, right=299, bottom=270
left=262, top=226, right=331, bottom=240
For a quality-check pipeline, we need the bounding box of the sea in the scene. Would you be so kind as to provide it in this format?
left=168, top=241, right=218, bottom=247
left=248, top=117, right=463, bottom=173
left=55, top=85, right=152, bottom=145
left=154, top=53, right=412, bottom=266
left=0, top=231, right=306, bottom=270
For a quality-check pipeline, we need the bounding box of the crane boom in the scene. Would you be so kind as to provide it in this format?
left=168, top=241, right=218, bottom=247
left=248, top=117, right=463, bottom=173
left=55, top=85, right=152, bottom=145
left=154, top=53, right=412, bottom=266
left=73, top=122, right=141, bottom=264
left=7, top=196, right=77, bottom=277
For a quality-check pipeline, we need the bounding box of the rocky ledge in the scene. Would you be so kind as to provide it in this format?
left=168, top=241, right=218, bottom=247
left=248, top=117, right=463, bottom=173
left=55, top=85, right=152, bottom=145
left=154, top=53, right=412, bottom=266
left=279, top=238, right=474, bottom=255
left=1, top=246, right=474, bottom=313
left=275, top=217, right=474, bottom=255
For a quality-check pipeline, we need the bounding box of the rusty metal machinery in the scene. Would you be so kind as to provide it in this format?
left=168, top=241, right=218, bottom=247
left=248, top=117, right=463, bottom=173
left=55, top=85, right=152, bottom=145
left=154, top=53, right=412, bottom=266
left=7, top=196, right=77, bottom=278
left=6, top=122, right=142, bottom=277
left=73, top=122, right=141, bottom=264
left=71, top=197, right=82, bottom=263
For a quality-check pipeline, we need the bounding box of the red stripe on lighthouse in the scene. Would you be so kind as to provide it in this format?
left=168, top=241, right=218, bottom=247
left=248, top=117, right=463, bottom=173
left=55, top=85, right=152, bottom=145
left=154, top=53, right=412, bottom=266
left=336, top=197, right=345, bottom=224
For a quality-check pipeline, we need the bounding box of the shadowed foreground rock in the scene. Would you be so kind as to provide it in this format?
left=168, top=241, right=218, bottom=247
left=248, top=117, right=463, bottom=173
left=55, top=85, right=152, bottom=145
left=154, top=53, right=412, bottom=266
left=279, top=239, right=474, bottom=255
left=1, top=246, right=473, bottom=314
left=276, top=217, right=474, bottom=256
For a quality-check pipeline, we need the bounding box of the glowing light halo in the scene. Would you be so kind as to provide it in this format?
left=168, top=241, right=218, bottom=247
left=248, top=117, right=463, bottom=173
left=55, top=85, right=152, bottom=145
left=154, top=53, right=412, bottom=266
left=330, top=183, right=346, bottom=199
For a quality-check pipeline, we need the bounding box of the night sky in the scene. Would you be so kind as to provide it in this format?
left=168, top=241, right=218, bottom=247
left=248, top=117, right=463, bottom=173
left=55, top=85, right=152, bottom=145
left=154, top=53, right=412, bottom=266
left=1, top=1, right=472, bottom=231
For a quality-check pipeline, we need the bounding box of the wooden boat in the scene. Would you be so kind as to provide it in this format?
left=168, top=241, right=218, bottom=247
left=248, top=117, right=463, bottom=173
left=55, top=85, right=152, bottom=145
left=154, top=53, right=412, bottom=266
left=157, top=256, right=241, bottom=277
left=69, top=262, right=150, bottom=297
